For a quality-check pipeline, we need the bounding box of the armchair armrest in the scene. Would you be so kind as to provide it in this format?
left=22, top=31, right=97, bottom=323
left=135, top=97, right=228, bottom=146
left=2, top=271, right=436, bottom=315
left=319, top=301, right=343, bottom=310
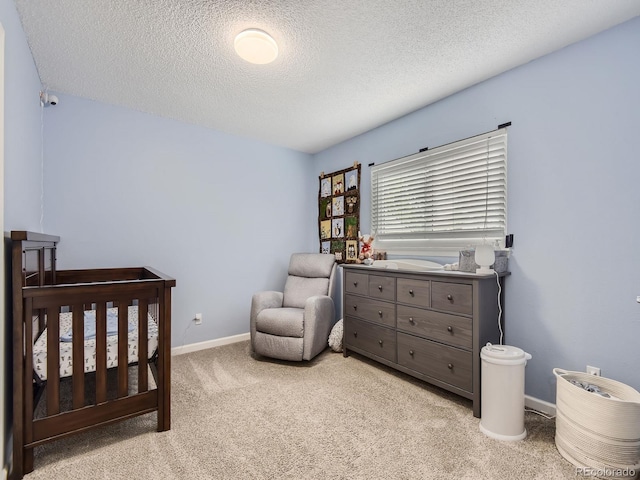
left=302, top=295, right=336, bottom=360
left=250, top=291, right=284, bottom=351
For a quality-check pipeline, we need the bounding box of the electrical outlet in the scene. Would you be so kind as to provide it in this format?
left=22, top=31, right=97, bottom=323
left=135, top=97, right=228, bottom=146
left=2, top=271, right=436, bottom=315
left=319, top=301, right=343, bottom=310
left=586, top=365, right=601, bottom=376
left=195, top=313, right=202, bottom=325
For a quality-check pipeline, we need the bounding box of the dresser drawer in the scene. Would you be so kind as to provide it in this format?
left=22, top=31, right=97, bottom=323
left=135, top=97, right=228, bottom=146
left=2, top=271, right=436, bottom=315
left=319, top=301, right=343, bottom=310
left=345, top=272, right=369, bottom=296
left=397, top=333, right=472, bottom=391
left=397, top=305, right=472, bottom=350
left=397, top=278, right=430, bottom=307
left=368, top=275, right=396, bottom=301
left=345, top=294, right=396, bottom=327
left=431, top=282, right=473, bottom=315
left=345, top=317, right=397, bottom=363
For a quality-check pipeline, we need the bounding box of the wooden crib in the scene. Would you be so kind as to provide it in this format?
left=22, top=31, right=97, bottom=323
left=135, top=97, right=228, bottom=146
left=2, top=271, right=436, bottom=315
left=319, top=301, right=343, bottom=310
left=10, top=231, right=175, bottom=479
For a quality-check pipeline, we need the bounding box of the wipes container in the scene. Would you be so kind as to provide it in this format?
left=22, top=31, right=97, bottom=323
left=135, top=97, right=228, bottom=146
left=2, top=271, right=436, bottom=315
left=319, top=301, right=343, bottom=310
left=458, top=249, right=508, bottom=273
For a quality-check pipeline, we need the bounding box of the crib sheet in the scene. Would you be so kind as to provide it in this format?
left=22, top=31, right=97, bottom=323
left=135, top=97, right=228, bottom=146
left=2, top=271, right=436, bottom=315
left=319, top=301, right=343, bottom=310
left=33, top=306, right=159, bottom=381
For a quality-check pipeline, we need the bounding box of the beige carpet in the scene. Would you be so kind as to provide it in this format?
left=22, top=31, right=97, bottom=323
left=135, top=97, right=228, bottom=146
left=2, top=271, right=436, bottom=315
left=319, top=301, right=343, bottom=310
left=26, top=341, right=576, bottom=479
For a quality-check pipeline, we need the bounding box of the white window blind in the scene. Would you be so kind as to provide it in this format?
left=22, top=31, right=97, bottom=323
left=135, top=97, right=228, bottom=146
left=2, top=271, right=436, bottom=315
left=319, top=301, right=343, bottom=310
left=371, top=128, right=507, bottom=256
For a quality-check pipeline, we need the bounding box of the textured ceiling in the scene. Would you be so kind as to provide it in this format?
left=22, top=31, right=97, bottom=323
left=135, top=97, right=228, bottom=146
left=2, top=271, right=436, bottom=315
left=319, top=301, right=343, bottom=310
left=14, top=0, right=640, bottom=153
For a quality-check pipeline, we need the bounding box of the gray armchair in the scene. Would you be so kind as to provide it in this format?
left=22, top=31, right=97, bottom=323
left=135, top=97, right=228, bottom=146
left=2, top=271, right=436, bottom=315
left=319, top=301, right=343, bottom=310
left=250, top=253, right=337, bottom=361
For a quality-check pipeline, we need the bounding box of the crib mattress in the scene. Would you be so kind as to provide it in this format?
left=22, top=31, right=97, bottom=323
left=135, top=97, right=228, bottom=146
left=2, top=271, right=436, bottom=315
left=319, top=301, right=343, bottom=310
left=33, top=306, right=158, bottom=381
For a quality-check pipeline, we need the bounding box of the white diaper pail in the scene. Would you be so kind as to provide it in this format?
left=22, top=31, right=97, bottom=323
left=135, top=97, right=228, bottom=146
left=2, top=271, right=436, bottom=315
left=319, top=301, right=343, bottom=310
left=479, top=343, right=532, bottom=441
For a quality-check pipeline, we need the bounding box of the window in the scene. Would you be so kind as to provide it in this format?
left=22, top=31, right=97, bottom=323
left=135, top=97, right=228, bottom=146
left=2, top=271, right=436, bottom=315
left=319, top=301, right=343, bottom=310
left=371, top=128, right=507, bottom=256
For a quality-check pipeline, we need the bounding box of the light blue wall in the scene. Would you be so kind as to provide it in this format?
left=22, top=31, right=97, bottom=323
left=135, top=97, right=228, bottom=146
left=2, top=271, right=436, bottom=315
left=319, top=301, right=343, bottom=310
left=43, top=95, right=317, bottom=347
left=314, top=17, right=640, bottom=403
left=1, top=0, right=44, bottom=473
left=1, top=0, right=43, bottom=230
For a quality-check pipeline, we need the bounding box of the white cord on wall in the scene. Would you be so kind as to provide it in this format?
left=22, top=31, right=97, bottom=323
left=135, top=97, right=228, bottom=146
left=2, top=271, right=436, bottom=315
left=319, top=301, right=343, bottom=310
left=525, top=408, right=556, bottom=420
left=40, top=91, right=45, bottom=233
left=494, top=269, right=503, bottom=345
left=181, top=317, right=195, bottom=348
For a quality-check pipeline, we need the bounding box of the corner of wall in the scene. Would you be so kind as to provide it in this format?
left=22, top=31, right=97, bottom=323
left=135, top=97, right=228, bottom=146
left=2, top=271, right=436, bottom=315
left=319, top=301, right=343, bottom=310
left=0, top=19, right=7, bottom=480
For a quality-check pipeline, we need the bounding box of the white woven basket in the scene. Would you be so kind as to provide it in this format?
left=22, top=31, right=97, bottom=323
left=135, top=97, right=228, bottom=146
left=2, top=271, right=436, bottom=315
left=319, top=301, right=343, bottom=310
left=554, top=368, right=640, bottom=479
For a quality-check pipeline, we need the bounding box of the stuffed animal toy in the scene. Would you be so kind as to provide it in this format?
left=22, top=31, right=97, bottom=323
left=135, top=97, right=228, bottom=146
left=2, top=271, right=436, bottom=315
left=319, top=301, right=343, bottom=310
left=357, top=233, right=375, bottom=264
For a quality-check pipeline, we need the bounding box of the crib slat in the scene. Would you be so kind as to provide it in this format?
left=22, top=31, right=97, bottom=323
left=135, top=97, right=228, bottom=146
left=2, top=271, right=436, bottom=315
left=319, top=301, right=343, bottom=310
left=157, top=285, right=172, bottom=431
left=117, top=302, right=129, bottom=397
left=46, top=308, right=60, bottom=416
left=72, top=305, right=85, bottom=409
left=138, top=299, right=148, bottom=393
left=95, top=303, right=107, bottom=404
left=23, top=297, right=34, bottom=468
left=38, top=247, right=45, bottom=286
left=38, top=307, right=46, bottom=334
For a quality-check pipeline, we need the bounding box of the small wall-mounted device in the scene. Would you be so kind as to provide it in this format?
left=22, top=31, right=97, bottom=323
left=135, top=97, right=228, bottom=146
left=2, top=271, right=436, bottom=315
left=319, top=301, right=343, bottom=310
left=40, top=91, right=59, bottom=107
left=505, top=234, right=514, bottom=248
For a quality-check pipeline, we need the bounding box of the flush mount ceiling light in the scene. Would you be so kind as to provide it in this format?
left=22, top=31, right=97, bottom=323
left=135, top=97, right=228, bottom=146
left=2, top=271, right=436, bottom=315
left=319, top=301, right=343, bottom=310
left=234, top=29, right=278, bottom=65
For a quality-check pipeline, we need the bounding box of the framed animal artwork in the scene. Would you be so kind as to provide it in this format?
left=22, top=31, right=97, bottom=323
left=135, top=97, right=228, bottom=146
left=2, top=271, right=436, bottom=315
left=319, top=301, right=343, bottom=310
left=318, top=163, right=360, bottom=263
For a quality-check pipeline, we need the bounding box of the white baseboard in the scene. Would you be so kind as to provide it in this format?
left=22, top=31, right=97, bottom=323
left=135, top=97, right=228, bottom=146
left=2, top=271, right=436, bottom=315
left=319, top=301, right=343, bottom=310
left=2, top=466, right=7, bottom=480
left=171, top=332, right=250, bottom=356
left=525, top=394, right=556, bottom=417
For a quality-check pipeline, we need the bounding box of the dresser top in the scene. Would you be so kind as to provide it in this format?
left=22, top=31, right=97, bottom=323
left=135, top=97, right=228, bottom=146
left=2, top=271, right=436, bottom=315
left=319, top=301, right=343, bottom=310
left=341, top=263, right=510, bottom=280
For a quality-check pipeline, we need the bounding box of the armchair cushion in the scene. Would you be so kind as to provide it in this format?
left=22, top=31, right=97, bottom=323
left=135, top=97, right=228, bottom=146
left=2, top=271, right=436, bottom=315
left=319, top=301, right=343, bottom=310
left=255, top=308, right=304, bottom=338
left=283, top=276, right=329, bottom=308
left=288, top=253, right=336, bottom=278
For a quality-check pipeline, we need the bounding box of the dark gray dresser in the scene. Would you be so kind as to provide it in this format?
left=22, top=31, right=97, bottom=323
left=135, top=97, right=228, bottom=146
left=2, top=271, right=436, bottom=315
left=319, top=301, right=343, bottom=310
left=342, top=264, right=508, bottom=417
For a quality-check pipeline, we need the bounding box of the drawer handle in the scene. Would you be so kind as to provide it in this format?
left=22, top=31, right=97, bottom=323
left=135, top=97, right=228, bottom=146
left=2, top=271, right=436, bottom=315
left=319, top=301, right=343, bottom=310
left=353, top=281, right=358, bottom=287
left=447, top=326, right=453, bottom=333
left=353, top=332, right=358, bottom=338
left=352, top=304, right=357, bottom=310
left=409, top=317, right=415, bottom=324
left=378, top=340, right=383, bottom=346
left=378, top=285, right=383, bottom=291
left=409, top=289, right=414, bottom=296
left=447, top=363, right=453, bottom=370
left=409, top=350, right=414, bottom=356
left=447, top=294, right=453, bottom=302
left=378, top=310, right=383, bottom=317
